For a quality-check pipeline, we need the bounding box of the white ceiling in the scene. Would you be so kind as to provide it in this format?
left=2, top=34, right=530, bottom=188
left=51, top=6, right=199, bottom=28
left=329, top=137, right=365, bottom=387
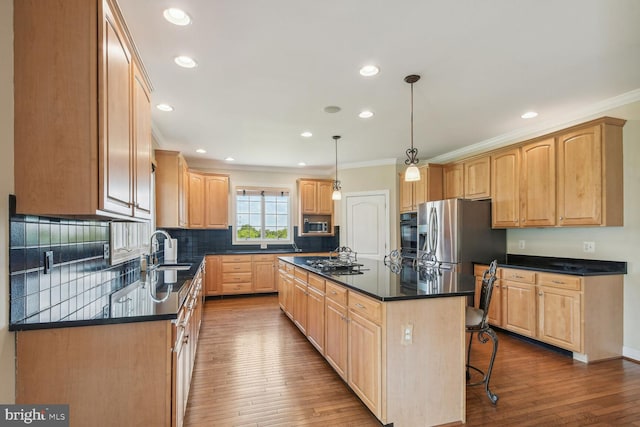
left=118, top=0, right=640, bottom=173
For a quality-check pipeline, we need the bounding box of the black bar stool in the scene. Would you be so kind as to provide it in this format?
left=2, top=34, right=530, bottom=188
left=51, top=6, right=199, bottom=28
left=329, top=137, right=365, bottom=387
left=466, top=259, right=499, bottom=404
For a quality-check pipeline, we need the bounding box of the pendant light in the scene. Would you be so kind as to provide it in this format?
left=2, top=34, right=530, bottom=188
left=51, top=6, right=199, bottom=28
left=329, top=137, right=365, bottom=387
left=404, top=74, right=421, bottom=182
left=332, top=135, right=342, bottom=200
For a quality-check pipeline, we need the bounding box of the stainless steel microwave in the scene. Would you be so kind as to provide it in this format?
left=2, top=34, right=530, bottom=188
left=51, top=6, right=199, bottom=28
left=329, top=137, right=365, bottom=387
left=304, top=220, right=328, bottom=233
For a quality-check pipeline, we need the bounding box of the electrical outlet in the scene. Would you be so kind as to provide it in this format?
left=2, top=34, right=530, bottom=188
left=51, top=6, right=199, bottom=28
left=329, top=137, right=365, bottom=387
left=583, top=241, right=595, bottom=253
left=518, top=240, right=525, bottom=249
left=44, top=251, right=54, bottom=274
left=103, top=243, right=110, bottom=259
left=260, top=242, right=267, bottom=249
left=402, top=324, right=413, bottom=345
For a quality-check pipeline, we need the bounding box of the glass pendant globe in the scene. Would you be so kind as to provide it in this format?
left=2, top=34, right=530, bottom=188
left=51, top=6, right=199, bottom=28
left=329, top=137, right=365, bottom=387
left=405, top=164, right=421, bottom=182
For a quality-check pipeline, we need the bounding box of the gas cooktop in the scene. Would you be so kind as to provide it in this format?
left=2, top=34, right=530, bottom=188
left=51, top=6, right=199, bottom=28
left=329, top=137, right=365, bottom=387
left=305, top=258, right=365, bottom=275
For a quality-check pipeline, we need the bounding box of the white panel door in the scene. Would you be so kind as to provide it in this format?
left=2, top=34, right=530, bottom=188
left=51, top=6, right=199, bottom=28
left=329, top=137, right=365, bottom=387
left=344, top=192, right=388, bottom=260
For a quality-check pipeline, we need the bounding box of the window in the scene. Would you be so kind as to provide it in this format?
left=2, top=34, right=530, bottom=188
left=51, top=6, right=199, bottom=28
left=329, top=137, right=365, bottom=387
left=234, top=187, right=291, bottom=243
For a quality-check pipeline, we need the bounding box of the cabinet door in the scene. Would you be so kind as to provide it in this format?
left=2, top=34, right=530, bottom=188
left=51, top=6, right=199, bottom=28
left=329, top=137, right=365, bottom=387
left=502, top=280, right=536, bottom=337
left=520, top=138, right=556, bottom=227
left=180, top=159, right=189, bottom=227
left=348, top=311, right=382, bottom=418
left=307, top=286, right=325, bottom=353
left=277, top=268, right=288, bottom=312
left=399, top=173, right=415, bottom=213
left=293, top=281, right=308, bottom=334
left=299, top=180, right=317, bottom=214
left=443, top=163, right=464, bottom=199
left=537, top=286, right=582, bottom=352
left=317, top=181, right=334, bottom=214
left=102, top=3, right=133, bottom=216
left=188, top=173, right=205, bottom=228
left=464, top=156, right=491, bottom=200
left=204, top=175, right=229, bottom=229
left=205, top=256, right=220, bottom=296
left=132, top=63, right=152, bottom=219
left=491, top=148, right=520, bottom=228
left=253, top=260, right=276, bottom=292
left=557, top=125, right=602, bottom=225
left=325, top=299, right=348, bottom=380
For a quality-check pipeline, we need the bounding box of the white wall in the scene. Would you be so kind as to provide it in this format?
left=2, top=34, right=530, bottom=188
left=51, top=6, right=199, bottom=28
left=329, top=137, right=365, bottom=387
left=0, top=0, right=15, bottom=403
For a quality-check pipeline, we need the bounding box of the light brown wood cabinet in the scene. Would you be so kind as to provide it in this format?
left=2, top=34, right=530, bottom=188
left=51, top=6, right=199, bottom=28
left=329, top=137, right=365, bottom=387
left=443, top=162, right=464, bottom=199
left=399, top=165, right=443, bottom=213
left=474, top=264, right=502, bottom=326
left=188, top=172, right=229, bottom=229
left=205, top=255, right=221, bottom=296
left=475, top=265, right=622, bottom=361
left=298, top=179, right=335, bottom=236
left=324, top=282, right=349, bottom=379
left=16, top=261, right=205, bottom=427
left=220, top=255, right=253, bottom=294
left=348, top=292, right=383, bottom=419
left=520, top=138, right=556, bottom=227
left=557, top=119, right=624, bottom=226
left=491, top=148, right=521, bottom=228
left=14, top=0, right=152, bottom=219
left=464, top=156, right=491, bottom=200
left=292, top=268, right=309, bottom=334
left=278, top=261, right=295, bottom=318
left=306, top=274, right=326, bottom=353
left=252, top=254, right=278, bottom=292
left=155, top=150, right=189, bottom=228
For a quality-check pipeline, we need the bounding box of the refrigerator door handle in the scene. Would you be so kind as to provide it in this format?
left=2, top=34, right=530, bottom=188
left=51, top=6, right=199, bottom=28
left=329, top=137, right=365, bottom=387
left=429, top=206, right=438, bottom=255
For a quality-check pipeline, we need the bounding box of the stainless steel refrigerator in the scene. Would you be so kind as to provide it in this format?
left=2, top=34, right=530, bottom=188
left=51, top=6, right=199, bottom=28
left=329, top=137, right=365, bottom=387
left=417, top=199, right=506, bottom=275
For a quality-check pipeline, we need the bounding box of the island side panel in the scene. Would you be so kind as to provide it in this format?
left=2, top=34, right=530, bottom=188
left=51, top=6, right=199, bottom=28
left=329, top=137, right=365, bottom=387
left=385, top=296, right=466, bottom=426
left=581, top=275, right=623, bottom=361
left=16, top=320, right=173, bottom=427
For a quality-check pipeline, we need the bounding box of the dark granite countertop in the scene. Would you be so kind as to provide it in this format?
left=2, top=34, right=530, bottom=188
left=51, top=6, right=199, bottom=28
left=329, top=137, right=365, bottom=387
left=498, top=254, right=626, bottom=276
left=11, top=257, right=205, bottom=331
left=279, top=256, right=475, bottom=302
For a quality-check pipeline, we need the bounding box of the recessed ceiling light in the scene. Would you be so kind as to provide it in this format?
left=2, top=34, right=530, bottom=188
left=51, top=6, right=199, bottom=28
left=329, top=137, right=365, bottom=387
left=225, top=157, right=235, bottom=161
left=298, top=162, right=306, bottom=167
left=359, top=110, right=374, bottom=119
left=196, top=149, right=206, bottom=154
left=324, top=106, right=341, bottom=114
left=174, top=56, right=197, bottom=68
left=521, top=111, right=538, bottom=119
left=301, top=131, right=312, bottom=138
left=359, top=65, right=379, bottom=77
left=163, top=8, right=191, bottom=26
left=156, top=103, right=174, bottom=112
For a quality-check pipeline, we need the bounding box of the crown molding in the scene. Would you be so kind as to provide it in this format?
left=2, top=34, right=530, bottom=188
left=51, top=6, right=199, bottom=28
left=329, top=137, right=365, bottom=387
left=341, top=158, right=398, bottom=170
left=428, top=88, right=640, bottom=163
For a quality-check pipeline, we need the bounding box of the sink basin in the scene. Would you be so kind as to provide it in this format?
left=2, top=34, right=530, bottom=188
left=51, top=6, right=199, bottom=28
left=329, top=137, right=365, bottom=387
left=155, top=263, right=192, bottom=271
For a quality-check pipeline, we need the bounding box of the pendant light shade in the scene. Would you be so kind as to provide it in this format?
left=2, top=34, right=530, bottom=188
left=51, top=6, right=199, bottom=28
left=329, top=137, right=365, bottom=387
left=404, top=74, right=421, bottom=182
left=332, top=135, right=342, bottom=200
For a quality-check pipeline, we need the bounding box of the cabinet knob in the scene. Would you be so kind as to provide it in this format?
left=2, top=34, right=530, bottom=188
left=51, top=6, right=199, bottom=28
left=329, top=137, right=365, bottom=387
left=538, top=292, right=543, bottom=296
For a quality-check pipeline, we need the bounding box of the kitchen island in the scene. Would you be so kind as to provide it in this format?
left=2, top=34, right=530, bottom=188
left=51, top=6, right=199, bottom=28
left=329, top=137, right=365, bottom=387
left=278, top=256, right=478, bottom=427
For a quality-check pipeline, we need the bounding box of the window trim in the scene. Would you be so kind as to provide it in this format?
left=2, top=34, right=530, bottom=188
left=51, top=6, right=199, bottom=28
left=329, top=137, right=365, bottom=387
left=231, top=185, right=293, bottom=245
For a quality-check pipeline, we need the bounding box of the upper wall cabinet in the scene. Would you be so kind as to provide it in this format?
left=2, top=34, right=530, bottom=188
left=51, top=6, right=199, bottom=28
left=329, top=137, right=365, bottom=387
left=14, top=0, right=152, bottom=220
left=155, top=150, right=189, bottom=228
left=464, top=156, right=491, bottom=200
left=490, top=117, right=624, bottom=228
left=189, top=172, right=229, bottom=229
left=557, top=119, right=624, bottom=226
left=443, top=163, right=464, bottom=199
left=298, top=179, right=334, bottom=236
left=399, top=164, right=443, bottom=213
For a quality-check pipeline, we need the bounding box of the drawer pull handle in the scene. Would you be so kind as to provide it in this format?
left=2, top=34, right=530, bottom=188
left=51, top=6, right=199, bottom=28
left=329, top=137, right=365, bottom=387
left=551, top=280, right=564, bottom=284
left=355, top=303, right=366, bottom=309
left=331, top=290, right=337, bottom=295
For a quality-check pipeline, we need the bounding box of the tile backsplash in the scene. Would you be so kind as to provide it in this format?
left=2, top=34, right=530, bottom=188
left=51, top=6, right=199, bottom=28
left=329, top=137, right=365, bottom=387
left=9, top=213, right=140, bottom=325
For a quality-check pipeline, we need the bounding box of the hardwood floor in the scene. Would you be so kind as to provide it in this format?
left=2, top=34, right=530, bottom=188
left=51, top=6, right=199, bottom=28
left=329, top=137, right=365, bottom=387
left=185, top=295, right=640, bottom=426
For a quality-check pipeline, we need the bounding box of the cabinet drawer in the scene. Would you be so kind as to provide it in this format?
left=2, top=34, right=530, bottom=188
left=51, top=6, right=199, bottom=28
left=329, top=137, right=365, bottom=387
left=252, top=254, right=274, bottom=262
left=222, top=262, right=252, bottom=273
left=294, top=267, right=308, bottom=282
left=222, top=255, right=252, bottom=263
left=308, top=273, right=325, bottom=292
left=285, top=263, right=295, bottom=274
left=326, top=281, right=347, bottom=306
left=222, top=282, right=252, bottom=294
left=349, top=291, right=382, bottom=324
left=222, top=272, right=252, bottom=283
left=537, top=273, right=582, bottom=290
left=501, top=268, right=536, bottom=283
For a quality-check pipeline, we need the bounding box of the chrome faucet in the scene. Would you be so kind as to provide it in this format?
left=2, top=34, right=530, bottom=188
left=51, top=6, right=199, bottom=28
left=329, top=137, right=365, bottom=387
left=292, top=241, right=301, bottom=252
left=149, top=230, right=173, bottom=267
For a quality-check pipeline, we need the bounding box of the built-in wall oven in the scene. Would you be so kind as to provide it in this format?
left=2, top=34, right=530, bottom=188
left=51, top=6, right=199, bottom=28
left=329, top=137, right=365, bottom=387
left=400, top=212, right=417, bottom=258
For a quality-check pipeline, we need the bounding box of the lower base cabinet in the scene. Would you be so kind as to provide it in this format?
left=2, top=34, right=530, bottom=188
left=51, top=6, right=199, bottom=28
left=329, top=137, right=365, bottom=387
left=16, top=262, right=205, bottom=427
left=279, top=260, right=467, bottom=426
left=474, top=265, right=622, bottom=361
